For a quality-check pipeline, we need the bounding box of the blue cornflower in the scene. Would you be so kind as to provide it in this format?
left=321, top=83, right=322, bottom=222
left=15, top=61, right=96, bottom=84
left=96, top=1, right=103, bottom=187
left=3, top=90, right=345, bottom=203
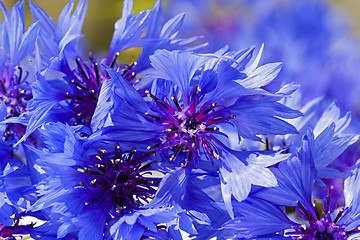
left=267, top=93, right=358, bottom=184
left=0, top=5, right=41, bottom=231
left=14, top=0, right=142, bottom=142
left=306, top=102, right=358, bottom=185
left=254, top=92, right=359, bottom=208
left=30, top=122, right=174, bottom=240
left=222, top=137, right=360, bottom=239
left=0, top=0, right=39, bottom=143
left=92, top=47, right=301, bottom=217
left=95, top=47, right=300, bottom=161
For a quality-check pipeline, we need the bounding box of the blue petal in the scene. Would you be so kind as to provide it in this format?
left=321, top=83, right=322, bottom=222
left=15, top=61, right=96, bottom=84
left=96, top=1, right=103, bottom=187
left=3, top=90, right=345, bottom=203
left=29, top=0, right=87, bottom=60
left=343, top=160, right=360, bottom=231
left=146, top=167, right=189, bottom=208
left=13, top=21, right=40, bottom=65
left=254, top=137, right=316, bottom=211
left=221, top=197, right=294, bottom=238
left=107, top=5, right=150, bottom=64
left=238, top=62, right=282, bottom=88
left=57, top=0, right=87, bottom=39
left=90, top=77, right=116, bottom=132
left=229, top=97, right=300, bottom=141
left=77, top=209, right=108, bottom=240
left=307, top=125, right=357, bottom=176
left=148, top=49, right=209, bottom=103
left=218, top=145, right=289, bottom=218
left=29, top=0, right=56, bottom=37
left=160, top=12, right=184, bottom=39
left=0, top=102, right=7, bottom=134
left=109, top=209, right=175, bottom=240
left=16, top=73, right=64, bottom=144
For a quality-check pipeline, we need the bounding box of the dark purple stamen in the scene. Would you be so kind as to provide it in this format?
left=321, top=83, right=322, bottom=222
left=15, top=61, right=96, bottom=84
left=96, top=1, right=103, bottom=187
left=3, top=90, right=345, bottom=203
left=290, top=186, right=360, bottom=240
left=110, top=52, right=120, bottom=68
left=0, top=64, right=36, bottom=143
left=64, top=54, right=139, bottom=127
left=76, top=58, right=89, bottom=81
left=265, top=137, right=270, bottom=150
left=122, top=61, right=137, bottom=80
left=0, top=80, right=7, bottom=94
left=15, top=66, right=22, bottom=85
left=94, top=62, right=100, bottom=84
left=80, top=144, right=160, bottom=214
left=0, top=65, right=30, bottom=117
left=144, top=86, right=235, bottom=167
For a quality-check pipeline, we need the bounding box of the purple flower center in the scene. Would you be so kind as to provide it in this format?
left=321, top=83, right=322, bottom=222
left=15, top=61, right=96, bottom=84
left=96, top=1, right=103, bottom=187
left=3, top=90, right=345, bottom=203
left=291, top=187, right=360, bottom=240
left=0, top=65, right=30, bottom=118
left=64, top=57, right=103, bottom=126
left=144, top=86, right=235, bottom=167
left=0, top=64, right=34, bottom=143
left=66, top=53, right=137, bottom=127
left=80, top=145, right=160, bottom=214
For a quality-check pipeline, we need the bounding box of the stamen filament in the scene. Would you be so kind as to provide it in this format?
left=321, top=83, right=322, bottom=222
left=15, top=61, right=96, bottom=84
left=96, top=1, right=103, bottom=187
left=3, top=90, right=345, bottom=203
left=110, top=52, right=120, bottom=68
left=76, top=58, right=89, bottom=80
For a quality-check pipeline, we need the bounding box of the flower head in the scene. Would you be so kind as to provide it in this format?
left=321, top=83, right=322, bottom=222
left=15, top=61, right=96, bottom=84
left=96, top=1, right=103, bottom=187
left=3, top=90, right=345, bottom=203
left=90, top=47, right=302, bottom=218
left=79, top=145, right=160, bottom=214
left=222, top=138, right=360, bottom=239
left=31, top=122, right=172, bottom=240
left=96, top=48, right=300, bottom=165
left=292, top=187, right=357, bottom=240
left=0, top=1, right=39, bottom=143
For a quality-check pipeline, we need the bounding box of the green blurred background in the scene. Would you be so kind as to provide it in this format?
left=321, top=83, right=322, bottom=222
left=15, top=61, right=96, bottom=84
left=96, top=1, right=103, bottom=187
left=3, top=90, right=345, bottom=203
left=1, top=0, right=359, bottom=54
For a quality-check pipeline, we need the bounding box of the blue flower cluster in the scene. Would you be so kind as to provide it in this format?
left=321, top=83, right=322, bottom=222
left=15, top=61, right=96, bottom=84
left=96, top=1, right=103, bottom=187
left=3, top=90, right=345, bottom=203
left=0, top=0, right=359, bottom=239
